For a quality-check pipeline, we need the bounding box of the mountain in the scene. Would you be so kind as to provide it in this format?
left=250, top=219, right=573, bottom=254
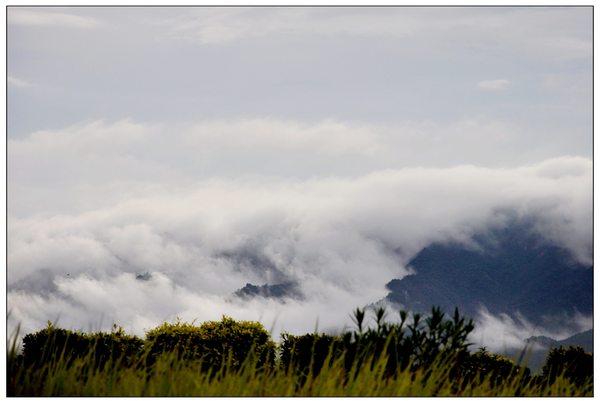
left=384, top=221, right=592, bottom=327
left=504, top=329, right=593, bottom=371
left=560, top=329, right=594, bottom=353
left=234, top=282, right=303, bottom=301
left=526, top=329, right=593, bottom=353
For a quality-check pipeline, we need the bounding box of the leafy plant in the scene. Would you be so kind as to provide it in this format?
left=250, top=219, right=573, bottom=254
left=455, top=347, right=529, bottom=391
left=541, top=346, right=593, bottom=388
left=8, top=308, right=593, bottom=397
left=21, top=322, right=143, bottom=370
left=280, top=332, right=342, bottom=380
left=280, top=306, right=477, bottom=382
left=144, top=316, right=275, bottom=373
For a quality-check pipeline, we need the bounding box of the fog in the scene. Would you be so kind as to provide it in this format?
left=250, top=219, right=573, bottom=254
left=8, top=151, right=592, bottom=349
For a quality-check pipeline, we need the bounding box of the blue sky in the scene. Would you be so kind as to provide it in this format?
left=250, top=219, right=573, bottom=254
left=7, top=6, right=593, bottom=345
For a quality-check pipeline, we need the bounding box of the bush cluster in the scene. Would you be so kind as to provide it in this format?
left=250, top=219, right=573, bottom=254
left=281, top=306, right=500, bottom=383
left=21, top=322, right=143, bottom=370
left=456, top=347, right=528, bottom=390
left=144, top=316, right=275, bottom=373
left=14, top=308, right=592, bottom=394
left=540, top=346, right=593, bottom=388
left=19, top=317, right=275, bottom=375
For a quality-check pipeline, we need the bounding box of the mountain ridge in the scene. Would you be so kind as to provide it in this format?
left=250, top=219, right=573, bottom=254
left=384, top=220, right=592, bottom=329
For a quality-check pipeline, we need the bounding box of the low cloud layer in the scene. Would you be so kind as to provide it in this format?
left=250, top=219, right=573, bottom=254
left=470, top=308, right=592, bottom=352
left=8, top=118, right=591, bottom=218
left=8, top=151, right=592, bottom=345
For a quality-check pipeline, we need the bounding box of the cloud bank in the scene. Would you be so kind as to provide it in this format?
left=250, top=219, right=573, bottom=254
left=8, top=117, right=590, bottom=218
left=8, top=146, right=592, bottom=346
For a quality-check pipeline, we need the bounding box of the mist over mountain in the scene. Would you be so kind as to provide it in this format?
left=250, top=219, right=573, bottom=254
left=384, top=219, right=592, bottom=331
left=526, top=330, right=593, bottom=353
left=234, top=282, right=303, bottom=301
left=225, top=214, right=592, bottom=356
left=505, top=329, right=593, bottom=371
left=7, top=157, right=592, bottom=349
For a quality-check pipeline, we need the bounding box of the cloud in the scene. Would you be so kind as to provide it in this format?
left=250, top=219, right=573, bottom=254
left=8, top=8, right=101, bottom=29
left=8, top=75, right=33, bottom=89
left=470, top=307, right=592, bottom=351
left=477, top=79, right=510, bottom=91
left=10, top=119, right=150, bottom=156
left=9, top=115, right=589, bottom=218
left=183, top=118, right=383, bottom=156
left=164, top=8, right=415, bottom=45
left=541, top=73, right=591, bottom=97
left=156, top=7, right=590, bottom=62
left=7, top=156, right=592, bottom=340
left=7, top=117, right=591, bottom=344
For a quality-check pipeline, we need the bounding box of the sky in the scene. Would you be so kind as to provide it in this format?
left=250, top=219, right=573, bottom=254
left=6, top=6, right=593, bottom=349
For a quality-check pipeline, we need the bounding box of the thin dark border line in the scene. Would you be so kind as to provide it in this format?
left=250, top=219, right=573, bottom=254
left=591, top=3, right=594, bottom=354
left=5, top=4, right=8, bottom=395
left=3, top=4, right=597, bottom=7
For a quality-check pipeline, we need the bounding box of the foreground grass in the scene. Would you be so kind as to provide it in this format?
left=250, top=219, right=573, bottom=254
left=8, top=348, right=591, bottom=397
left=8, top=310, right=592, bottom=397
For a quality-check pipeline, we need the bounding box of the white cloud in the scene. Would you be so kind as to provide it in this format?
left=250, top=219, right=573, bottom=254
left=8, top=76, right=33, bottom=89
left=470, top=307, right=592, bottom=351
left=542, top=72, right=591, bottom=96
left=10, top=119, right=150, bottom=156
left=8, top=8, right=101, bottom=29
left=477, top=79, right=510, bottom=91
left=156, top=7, right=590, bottom=62
left=7, top=156, right=592, bottom=340
left=164, top=8, right=415, bottom=45
left=7, top=117, right=590, bottom=219
left=183, top=118, right=384, bottom=156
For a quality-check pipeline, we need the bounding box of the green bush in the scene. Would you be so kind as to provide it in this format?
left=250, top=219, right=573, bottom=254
left=541, top=346, right=593, bottom=387
left=279, top=306, right=476, bottom=381
left=280, top=332, right=343, bottom=378
left=144, top=316, right=276, bottom=373
left=21, top=322, right=143, bottom=370
left=455, top=348, right=529, bottom=389
left=9, top=311, right=594, bottom=396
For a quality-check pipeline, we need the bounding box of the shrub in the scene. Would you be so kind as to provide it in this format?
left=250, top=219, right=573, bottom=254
left=354, top=306, right=475, bottom=369
left=21, top=322, right=143, bottom=370
left=144, top=316, right=276, bottom=373
left=280, top=306, right=476, bottom=381
left=280, top=333, right=343, bottom=378
left=541, top=346, right=593, bottom=387
left=455, top=347, right=529, bottom=390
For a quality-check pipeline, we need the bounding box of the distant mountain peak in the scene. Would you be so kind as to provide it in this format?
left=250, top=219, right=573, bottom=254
left=233, top=281, right=303, bottom=301
left=384, top=220, right=592, bottom=329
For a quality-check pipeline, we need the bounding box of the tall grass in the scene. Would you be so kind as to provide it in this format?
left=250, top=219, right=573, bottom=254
left=7, top=330, right=592, bottom=397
